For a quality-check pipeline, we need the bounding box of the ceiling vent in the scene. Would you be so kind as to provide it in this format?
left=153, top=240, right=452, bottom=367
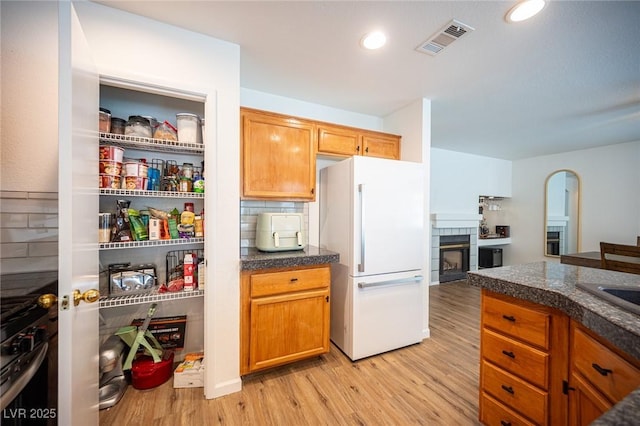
left=415, top=19, right=475, bottom=56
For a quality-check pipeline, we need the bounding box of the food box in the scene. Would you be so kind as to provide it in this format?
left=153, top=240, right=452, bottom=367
left=173, top=352, right=204, bottom=388
left=99, top=160, right=122, bottom=176
left=130, top=315, right=187, bottom=350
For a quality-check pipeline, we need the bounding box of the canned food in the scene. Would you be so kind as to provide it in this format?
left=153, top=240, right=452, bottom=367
left=99, top=145, right=124, bottom=162
left=99, top=160, right=122, bottom=176
left=99, top=174, right=121, bottom=189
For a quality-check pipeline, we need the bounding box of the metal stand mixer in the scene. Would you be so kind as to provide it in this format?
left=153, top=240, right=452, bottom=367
left=99, top=335, right=128, bottom=410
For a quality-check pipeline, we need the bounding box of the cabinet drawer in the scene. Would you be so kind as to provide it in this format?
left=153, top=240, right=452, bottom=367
left=482, top=360, right=548, bottom=425
left=572, top=324, right=640, bottom=403
left=480, top=392, right=536, bottom=426
left=482, top=328, right=550, bottom=390
left=483, top=292, right=551, bottom=350
left=250, top=267, right=330, bottom=297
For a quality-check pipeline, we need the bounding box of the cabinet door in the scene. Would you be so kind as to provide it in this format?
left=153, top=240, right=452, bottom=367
left=362, top=132, right=400, bottom=159
left=242, top=109, right=316, bottom=200
left=317, top=124, right=360, bottom=157
left=249, top=288, right=330, bottom=372
left=569, top=372, right=612, bottom=426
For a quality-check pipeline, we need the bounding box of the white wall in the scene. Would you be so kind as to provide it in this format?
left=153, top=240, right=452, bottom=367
left=430, top=148, right=512, bottom=215
left=510, top=141, right=640, bottom=265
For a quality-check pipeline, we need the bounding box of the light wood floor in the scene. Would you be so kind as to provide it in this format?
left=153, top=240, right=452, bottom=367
left=100, top=280, right=482, bottom=425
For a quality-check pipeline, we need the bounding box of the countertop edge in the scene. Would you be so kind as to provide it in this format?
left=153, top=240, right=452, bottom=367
left=239, top=246, right=340, bottom=271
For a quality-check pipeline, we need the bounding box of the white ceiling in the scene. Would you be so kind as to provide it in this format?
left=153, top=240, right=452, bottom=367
left=94, top=1, right=640, bottom=160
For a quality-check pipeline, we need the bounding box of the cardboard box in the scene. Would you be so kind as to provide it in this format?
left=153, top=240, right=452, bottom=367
left=130, top=315, right=187, bottom=350
left=173, top=353, right=204, bottom=388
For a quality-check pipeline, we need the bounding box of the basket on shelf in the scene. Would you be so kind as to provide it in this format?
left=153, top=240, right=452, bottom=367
left=166, top=249, right=205, bottom=284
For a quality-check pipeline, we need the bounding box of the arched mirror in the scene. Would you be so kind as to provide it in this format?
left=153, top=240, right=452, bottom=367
left=544, top=170, right=581, bottom=257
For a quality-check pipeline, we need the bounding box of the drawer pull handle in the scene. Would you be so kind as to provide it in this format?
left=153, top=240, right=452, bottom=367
left=501, top=385, right=515, bottom=395
left=500, top=421, right=512, bottom=426
left=290, top=278, right=298, bottom=283
left=502, top=350, right=516, bottom=359
left=592, top=363, right=612, bottom=376
left=502, top=315, right=516, bottom=322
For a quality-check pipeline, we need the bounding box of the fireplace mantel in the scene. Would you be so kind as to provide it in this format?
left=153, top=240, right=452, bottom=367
left=431, top=213, right=483, bottom=229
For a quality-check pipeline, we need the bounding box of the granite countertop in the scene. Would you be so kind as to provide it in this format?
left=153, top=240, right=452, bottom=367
left=468, top=261, right=640, bottom=425
left=240, top=245, right=340, bottom=271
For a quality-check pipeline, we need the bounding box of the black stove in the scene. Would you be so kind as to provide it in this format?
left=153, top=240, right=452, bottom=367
left=0, top=271, right=57, bottom=416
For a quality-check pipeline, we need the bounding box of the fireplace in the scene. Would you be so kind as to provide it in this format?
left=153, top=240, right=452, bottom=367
left=439, top=234, right=470, bottom=283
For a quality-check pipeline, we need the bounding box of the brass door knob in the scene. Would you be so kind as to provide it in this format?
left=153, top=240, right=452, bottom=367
left=38, top=294, right=58, bottom=309
left=37, top=289, right=100, bottom=310
left=73, top=289, right=100, bottom=306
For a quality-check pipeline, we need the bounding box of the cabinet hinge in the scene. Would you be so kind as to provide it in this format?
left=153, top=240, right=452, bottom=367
left=562, top=380, right=575, bottom=395
left=325, top=295, right=329, bottom=303
left=311, top=188, right=315, bottom=195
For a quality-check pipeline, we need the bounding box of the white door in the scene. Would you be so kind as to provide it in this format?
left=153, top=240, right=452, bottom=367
left=352, top=156, right=424, bottom=277
left=58, top=2, right=100, bottom=424
left=350, top=271, right=424, bottom=360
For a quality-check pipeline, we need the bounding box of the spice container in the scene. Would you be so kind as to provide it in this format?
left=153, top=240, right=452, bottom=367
left=125, top=116, right=153, bottom=138
left=176, top=113, right=202, bottom=144
left=99, top=108, right=111, bottom=133
left=110, top=117, right=126, bottom=135
left=178, top=177, right=193, bottom=193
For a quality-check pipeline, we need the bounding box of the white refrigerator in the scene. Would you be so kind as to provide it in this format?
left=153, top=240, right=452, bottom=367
left=319, top=156, right=425, bottom=361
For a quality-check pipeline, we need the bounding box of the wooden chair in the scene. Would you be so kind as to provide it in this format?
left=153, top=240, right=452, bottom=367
left=600, top=242, right=640, bottom=275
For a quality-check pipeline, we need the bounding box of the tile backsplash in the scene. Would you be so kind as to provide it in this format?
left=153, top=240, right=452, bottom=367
left=240, top=200, right=308, bottom=255
left=0, top=191, right=59, bottom=274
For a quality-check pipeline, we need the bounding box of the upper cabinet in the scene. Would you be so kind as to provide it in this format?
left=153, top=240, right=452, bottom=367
left=317, top=123, right=400, bottom=160
left=241, top=108, right=317, bottom=201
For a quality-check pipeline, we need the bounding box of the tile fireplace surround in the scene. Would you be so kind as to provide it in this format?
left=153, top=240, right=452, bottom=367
left=430, top=213, right=482, bottom=285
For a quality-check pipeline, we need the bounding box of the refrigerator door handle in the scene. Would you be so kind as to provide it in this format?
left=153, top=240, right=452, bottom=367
left=358, top=183, right=365, bottom=272
left=357, top=275, right=423, bottom=289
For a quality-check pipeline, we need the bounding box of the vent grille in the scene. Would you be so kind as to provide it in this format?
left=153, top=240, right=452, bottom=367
left=416, top=19, right=475, bottom=56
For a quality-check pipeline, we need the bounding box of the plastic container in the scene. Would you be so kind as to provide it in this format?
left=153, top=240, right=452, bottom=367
left=176, top=113, right=202, bottom=144
left=99, top=145, right=124, bottom=162
left=110, top=117, right=126, bottom=135
left=99, top=108, right=111, bottom=133
left=153, top=121, right=178, bottom=141
left=125, top=116, right=153, bottom=138
left=99, top=213, right=112, bottom=243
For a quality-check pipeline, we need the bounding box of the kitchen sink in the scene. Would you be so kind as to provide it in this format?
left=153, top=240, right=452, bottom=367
left=576, top=283, right=640, bottom=316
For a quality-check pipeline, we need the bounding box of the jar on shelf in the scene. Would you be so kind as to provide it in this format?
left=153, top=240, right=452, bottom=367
left=181, top=163, right=194, bottom=179
left=176, top=113, right=202, bottom=144
left=99, top=108, right=111, bottom=133
left=124, top=115, right=152, bottom=138
left=178, top=177, right=193, bottom=193
left=110, top=117, right=126, bottom=135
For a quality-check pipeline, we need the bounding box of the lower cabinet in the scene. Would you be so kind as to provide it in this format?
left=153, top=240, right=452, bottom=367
left=479, top=290, right=569, bottom=426
left=568, top=320, right=640, bottom=426
left=240, top=265, right=331, bottom=375
left=479, top=290, right=640, bottom=426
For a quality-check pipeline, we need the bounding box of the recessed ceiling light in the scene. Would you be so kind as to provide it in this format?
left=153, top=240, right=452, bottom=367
left=505, top=0, right=546, bottom=23
left=361, top=31, right=386, bottom=50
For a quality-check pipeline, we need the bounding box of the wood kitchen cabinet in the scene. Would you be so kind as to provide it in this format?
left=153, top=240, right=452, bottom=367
left=241, top=107, right=316, bottom=201
left=317, top=122, right=401, bottom=160
left=240, top=265, right=331, bottom=375
left=479, top=290, right=569, bottom=426
left=568, top=320, right=640, bottom=426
